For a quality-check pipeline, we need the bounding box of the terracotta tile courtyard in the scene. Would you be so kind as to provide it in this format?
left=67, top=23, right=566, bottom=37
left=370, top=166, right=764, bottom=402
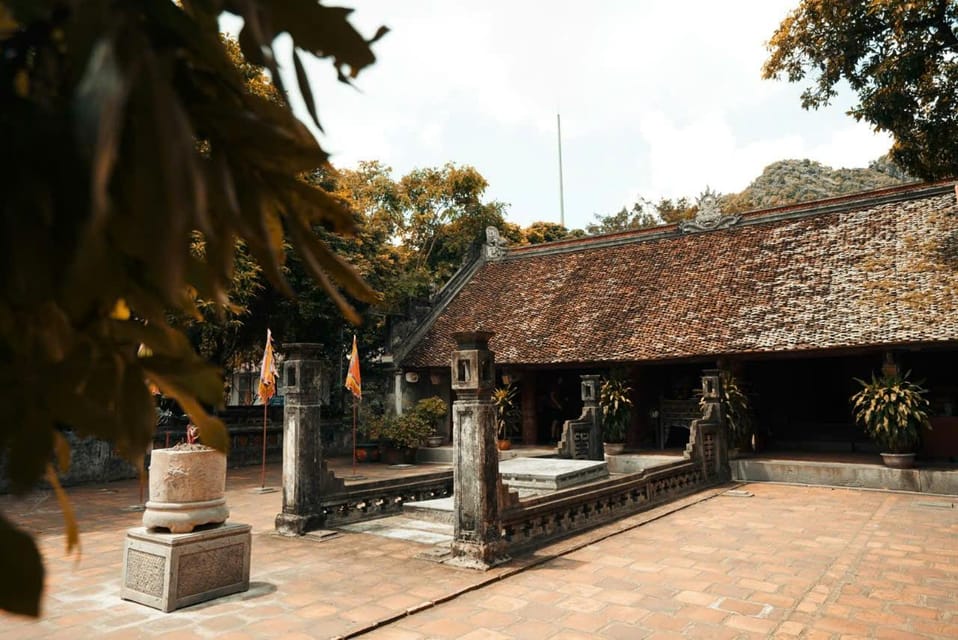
left=1, top=461, right=957, bottom=639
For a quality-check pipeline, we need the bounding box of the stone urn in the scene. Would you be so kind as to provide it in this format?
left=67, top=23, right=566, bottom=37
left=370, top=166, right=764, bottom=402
left=143, top=444, right=229, bottom=533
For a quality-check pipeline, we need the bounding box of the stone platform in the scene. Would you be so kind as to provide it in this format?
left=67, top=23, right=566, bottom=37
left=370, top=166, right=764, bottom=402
left=403, top=457, right=609, bottom=523
left=499, top=457, right=608, bottom=490
left=121, top=522, right=251, bottom=612
left=732, top=456, right=958, bottom=495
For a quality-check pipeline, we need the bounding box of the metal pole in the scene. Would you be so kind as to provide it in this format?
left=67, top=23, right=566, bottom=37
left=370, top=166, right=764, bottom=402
left=352, top=396, right=358, bottom=477
left=557, top=113, right=565, bottom=228
left=260, top=402, right=268, bottom=488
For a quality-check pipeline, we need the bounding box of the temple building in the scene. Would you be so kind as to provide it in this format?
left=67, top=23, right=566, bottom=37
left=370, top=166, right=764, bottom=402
left=389, top=181, right=958, bottom=458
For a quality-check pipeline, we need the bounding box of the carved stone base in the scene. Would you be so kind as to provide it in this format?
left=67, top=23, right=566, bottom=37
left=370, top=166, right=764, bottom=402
left=121, top=523, right=251, bottom=612
left=274, top=511, right=325, bottom=536
left=446, top=540, right=510, bottom=570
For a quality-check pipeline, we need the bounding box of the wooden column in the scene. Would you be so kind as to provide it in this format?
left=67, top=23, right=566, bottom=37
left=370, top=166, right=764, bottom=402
left=520, top=371, right=538, bottom=445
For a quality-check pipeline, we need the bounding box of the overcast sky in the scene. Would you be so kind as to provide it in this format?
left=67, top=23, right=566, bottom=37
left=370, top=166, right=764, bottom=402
left=223, top=1, right=893, bottom=231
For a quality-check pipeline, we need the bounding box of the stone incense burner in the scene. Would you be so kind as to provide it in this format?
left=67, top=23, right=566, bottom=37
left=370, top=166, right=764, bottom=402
left=142, top=444, right=229, bottom=533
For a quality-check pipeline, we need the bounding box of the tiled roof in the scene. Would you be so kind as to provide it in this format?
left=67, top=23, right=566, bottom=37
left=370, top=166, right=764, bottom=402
left=400, top=182, right=958, bottom=368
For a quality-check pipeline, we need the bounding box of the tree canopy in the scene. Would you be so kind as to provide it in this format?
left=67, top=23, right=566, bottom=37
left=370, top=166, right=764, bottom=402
left=764, top=0, right=958, bottom=179
left=0, top=0, right=385, bottom=617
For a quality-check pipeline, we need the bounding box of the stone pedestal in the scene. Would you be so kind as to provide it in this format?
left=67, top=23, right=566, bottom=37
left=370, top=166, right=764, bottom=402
left=448, top=331, right=508, bottom=569
left=275, top=343, right=328, bottom=536
left=121, top=523, right=251, bottom=612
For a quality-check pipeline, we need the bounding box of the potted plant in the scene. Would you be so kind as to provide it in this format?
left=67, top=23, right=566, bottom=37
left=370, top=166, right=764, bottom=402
left=362, top=397, right=446, bottom=464
left=492, top=385, right=517, bottom=450
left=599, top=377, right=632, bottom=455
left=850, top=371, right=931, bottom=468
left=415, top=396, right=448, bottom=447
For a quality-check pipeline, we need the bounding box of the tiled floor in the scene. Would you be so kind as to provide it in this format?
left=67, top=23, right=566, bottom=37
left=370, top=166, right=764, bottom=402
left=1, top=460, right=957, bottom=639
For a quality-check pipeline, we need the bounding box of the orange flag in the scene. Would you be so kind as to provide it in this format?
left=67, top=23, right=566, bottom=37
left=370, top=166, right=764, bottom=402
left=257, top=329, right=277, bottom=404
left=345, top=335, right=362, bottom=399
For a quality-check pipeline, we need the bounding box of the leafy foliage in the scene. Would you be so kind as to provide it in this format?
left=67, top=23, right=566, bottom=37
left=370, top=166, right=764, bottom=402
left=492, top=385, right=517, bottom=440
left=362, top=396, right=447, bottom=449
left=718, top=372, right=753, bottom=450
left=586, top=201, right=659, bottom=235
left=764, top=0, right=958, bottom=179
left=599, top=377, right=632, bottom=443
left=850, top=372, right=931, bottom=453
left=0, top=0, right=384, bottom=617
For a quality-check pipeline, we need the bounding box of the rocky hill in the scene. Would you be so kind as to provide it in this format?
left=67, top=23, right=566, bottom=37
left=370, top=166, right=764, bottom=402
left=721, top=157, right=913, bottom=213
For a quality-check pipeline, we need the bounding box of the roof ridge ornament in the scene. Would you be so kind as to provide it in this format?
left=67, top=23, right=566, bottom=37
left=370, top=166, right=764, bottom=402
left=485, top=226, right=507, bottom=259
left=678, top=195, right=742, bottom=233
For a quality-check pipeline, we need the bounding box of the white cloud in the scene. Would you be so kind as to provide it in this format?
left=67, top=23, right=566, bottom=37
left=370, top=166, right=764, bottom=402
left=222, top=1, right=902, bottom=231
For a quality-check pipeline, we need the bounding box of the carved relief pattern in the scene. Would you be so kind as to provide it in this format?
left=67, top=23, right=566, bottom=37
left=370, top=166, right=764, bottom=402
left=178, top=544, right=245, bottom=597
left=125, top=549, right=166, bottom=597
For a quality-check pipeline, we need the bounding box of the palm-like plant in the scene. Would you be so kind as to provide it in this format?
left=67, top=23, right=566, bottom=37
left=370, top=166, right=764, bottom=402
left=851, top=372, right=930, bottom=453
left=599, top=377, right=632, bottom=443
left=492, top=385, right=517, bottom=440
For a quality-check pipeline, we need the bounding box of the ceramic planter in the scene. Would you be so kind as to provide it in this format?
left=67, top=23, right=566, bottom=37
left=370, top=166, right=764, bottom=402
left=880, top=452, right=916, bottom=469
left=143, top=446, right=229, bottom=533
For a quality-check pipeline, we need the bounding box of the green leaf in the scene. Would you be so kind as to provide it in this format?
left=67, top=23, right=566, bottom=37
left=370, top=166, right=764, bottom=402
left=0, top=514, right=44, bottom=617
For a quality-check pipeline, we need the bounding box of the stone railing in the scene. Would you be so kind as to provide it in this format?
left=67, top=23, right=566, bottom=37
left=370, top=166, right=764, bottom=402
left=500, top=459, right=708, bottom=552
left=500, top=417, right=728, bottom=554
left=320, top=470, right=454, bottom=528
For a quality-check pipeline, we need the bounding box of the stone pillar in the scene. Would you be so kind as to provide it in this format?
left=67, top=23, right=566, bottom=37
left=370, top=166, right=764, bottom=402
left=449, top=331, right=508, bottom=568
left=684, top=369, right=730, bottom=480
left=275, top=343, right=333, bottom=536
left=582, top=374, right=602, bottom=458
left=557, top=375, right=602, bottom=460
left=520, top=371, right=537, bottom=445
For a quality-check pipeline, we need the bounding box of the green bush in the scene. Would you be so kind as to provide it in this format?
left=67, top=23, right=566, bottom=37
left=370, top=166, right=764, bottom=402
left=362, top=396, right=447, bottom=449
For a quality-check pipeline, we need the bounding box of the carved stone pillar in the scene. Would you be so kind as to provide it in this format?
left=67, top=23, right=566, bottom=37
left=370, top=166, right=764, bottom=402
left=557, top=374, right=602, bottom=460
left=684, top=369, right=730, bottom=481
left=275, top=343, right=337, bottom=536
left=449, top=331, right=507, bottom=568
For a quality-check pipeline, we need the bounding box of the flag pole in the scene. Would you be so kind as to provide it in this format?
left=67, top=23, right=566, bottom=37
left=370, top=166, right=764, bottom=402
left=352, top=395, right=358, bottom=478
left=260, top=400, right=268, bottom=488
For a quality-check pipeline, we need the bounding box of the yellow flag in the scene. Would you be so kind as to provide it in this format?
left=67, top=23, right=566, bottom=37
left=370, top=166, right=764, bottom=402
left=345, top=335, right=361, bottom=399
left=257, top=329, right=277, bottom=404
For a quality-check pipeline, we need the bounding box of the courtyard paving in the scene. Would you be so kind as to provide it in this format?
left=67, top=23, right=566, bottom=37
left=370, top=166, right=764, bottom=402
left=1, top=460, right=956, bottom=639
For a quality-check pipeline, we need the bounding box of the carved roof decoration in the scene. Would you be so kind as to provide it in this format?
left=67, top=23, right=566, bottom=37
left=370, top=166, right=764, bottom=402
left=398, top=181, right=958, bottom=368
left=678, top=194, right=742, bottom=233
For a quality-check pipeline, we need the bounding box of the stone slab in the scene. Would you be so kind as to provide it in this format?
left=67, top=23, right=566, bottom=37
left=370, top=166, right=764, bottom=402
left=606, top=454, right=685, bottom=474
left=498, top=457, right=608, bottom=490
left=121, top=522, right=251, bottom=612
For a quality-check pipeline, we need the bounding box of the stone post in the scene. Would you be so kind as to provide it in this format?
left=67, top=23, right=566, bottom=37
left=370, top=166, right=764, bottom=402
left=581, top=374, right=602, bottom=458
left=557, top=374, right=603, bottom=460
left=449, top=331, right=508, bottom=568
left=684, top=369, right=730, bottom=481
left=275, top=343, right=328, bottom=536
